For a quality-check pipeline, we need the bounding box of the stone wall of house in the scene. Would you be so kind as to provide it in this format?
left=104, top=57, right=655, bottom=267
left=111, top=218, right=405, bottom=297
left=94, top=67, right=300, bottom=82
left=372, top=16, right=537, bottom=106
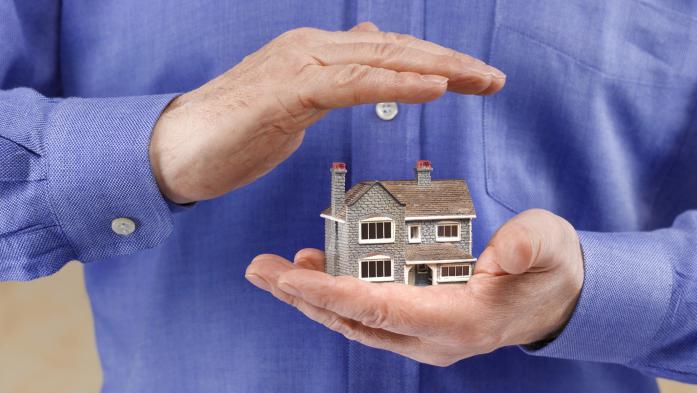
left=324, top=219, right=337, bottom=275
left=337, top=219, right=349, bottom=277
left=413, top=219, right=472, bottom=253
left=339, top=185, right=406, bottom=283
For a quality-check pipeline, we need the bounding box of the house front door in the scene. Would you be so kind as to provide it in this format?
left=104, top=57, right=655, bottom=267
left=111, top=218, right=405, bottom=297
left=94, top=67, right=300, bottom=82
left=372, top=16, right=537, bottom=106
left=414, top=264, right=432, bottom=286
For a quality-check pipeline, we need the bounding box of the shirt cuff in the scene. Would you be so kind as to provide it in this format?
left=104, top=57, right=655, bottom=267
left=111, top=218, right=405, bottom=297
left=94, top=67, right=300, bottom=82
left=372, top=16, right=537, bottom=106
left=521, top=230, right=673, bottom=365
left=45, top=94, right=179, bottom=261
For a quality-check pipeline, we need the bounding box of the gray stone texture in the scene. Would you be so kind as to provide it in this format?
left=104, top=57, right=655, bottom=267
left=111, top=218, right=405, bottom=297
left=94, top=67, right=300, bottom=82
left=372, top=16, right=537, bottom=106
left=343, top=185, right=406, bottom=283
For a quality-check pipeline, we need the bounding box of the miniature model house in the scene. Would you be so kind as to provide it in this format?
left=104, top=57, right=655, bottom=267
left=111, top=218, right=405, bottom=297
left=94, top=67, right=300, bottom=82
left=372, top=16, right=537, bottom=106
left=321, top=160, right=476, bottom=286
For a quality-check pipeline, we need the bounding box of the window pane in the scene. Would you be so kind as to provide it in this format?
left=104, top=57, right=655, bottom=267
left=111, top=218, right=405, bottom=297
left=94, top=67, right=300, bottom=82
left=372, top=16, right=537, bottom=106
left=456, top=266, right=463, bottom=276
left=438, top=226, right=444, bottom=237
left=385, top=260, right=391, bottom=276
left=369, top=223, right=376, bottom=239
left=361, top=262, right=369, bottom=278
left=361, top=223, right=368, bottom=240
left=452, top=225, right=459, bottom=237
left=441, top=267, right=448, bottom=277
left=369, top=261, right=376, bottom=277
left=410, top=226, right=417, bottom=239
left=377, top=222, right=384, bottom=238
left=376, top=260, right=384, bottom=277
left=445, top=226, right=451, bottom=237
left=464, top=265, right=470, bottom=276
left=385, top=222, right=391, bottom=238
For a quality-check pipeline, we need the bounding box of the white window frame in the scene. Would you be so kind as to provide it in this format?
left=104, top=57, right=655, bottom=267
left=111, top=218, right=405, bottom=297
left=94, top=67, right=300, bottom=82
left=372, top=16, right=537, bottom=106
left=358, top=255, right=394, bottom=282
left=439, top=264, right=471, bottom=282
left=407, top=224, right=421, bottom=243
left=436, top=221, right=461, bottom=242
left=358, top=217, right=395, bottom=244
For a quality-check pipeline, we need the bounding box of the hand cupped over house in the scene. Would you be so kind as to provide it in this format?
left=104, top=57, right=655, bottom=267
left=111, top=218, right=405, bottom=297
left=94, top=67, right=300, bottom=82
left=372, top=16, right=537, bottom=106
left=148, top=22, right=506, bottom=204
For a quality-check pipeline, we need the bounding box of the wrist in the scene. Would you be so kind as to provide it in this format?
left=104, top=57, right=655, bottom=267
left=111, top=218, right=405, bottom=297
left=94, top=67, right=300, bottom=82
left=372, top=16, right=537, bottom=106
left=149, top=95, right=195, bottom=204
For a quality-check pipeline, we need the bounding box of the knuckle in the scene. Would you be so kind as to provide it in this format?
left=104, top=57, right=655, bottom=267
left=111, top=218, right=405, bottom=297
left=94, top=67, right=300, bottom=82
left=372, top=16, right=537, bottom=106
left=324, top=313, right=344, bottom=332
left=278, top=27, right=318, bottom=44
left=329, top=318, right=359, bottom=341
left=335, top=64, right=373, bottom=87
left=382, top=32, right=415, bottom=45
left=358, top=303, right=390, bottom=329
left=521, top=208, right=551, bottom=220
left=374, top=43, right=406, bottom=59
left=440, top=54, right=465, bottom=73
left=340, top=326, right=361, bottom=342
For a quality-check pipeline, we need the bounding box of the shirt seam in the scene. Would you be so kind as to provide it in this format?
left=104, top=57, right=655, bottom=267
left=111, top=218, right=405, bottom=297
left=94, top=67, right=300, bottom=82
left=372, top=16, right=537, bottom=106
left=44, top=101, right=80, bottom=260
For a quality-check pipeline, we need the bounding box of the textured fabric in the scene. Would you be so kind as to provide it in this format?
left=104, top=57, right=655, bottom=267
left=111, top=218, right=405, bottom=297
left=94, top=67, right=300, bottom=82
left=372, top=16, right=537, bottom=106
left=0, top=88, right=176, bottom=278
left=1, top=0, right=696, bottom=392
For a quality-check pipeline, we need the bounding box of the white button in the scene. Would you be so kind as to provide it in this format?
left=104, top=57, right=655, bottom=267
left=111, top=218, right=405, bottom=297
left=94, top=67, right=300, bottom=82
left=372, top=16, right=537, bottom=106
left=111, top=217, right=136, bottom=236
left=375, top=102, right=398, bottom=121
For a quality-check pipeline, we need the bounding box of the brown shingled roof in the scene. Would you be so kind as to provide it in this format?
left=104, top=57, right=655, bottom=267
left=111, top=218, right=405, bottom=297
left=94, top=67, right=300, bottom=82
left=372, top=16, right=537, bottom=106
left=405, top=243, right=474, bottom=262
left=323, top=179, right=475, bottom=217
left=379, top=179, right=474, bottom=216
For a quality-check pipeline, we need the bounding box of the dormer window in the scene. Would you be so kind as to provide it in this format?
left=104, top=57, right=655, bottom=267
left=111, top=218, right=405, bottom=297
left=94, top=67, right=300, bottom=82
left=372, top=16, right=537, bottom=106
left=436, top=222, right=460, bottom=242
left=359, top=217, right=395, bottom=244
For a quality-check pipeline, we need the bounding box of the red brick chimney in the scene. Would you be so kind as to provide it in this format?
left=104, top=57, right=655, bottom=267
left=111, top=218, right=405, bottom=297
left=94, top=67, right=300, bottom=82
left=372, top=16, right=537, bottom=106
left=330, top=162, right=347, bottom=215
left=415, top=160, right=432, bottom=186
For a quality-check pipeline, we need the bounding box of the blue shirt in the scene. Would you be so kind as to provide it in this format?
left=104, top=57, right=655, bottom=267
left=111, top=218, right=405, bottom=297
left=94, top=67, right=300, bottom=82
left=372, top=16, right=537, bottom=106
left=1, top=1, right=696, bottom=391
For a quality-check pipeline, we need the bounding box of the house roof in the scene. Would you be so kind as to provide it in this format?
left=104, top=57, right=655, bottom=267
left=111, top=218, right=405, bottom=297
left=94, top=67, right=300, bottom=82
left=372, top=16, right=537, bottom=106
left=321, top=179, right=475, bottom=220
left=405, top=243, right=474, bottom=262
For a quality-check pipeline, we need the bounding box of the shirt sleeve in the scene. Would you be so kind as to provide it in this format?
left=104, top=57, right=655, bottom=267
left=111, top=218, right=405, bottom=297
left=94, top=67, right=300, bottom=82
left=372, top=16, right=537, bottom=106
left=1, top=88, right=179, bottom=280
left=522, top=210, right=697, bottom=383
left=0, top=2, right=180, bottom=280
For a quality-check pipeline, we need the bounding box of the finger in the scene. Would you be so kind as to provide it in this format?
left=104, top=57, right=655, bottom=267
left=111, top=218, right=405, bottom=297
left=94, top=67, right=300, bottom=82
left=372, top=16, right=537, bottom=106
left=293, top=248, right=325, bottom=271
left=297, top=64, right=448, bottom=108
left=475, top=209, right=579, bottom=275
left=326, top=30, right=505, bottom=79
left=246, top=254, right=299, bottom=304
left=289, top=295, right=432, bottom=358
left=308, top=43, right=497, bottom=95
left=276, top=268, right=457, bottom=336
left=349, top=21, right=380, bottom=32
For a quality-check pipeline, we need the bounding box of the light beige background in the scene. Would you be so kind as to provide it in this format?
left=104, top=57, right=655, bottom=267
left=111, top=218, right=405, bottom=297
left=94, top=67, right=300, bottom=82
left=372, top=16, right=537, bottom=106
left=0, top=262, right=693, bottom=393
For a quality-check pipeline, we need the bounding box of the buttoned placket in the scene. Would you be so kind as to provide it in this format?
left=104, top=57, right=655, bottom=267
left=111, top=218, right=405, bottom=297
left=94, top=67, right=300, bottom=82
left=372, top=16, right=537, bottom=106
left=347, top=1, right=425, bottom=392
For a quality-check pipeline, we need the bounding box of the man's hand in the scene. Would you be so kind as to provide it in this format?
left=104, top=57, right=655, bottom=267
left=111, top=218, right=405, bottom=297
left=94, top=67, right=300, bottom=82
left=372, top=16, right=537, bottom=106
left=245, top=209, right=583, bottom=366
left=149, top=22, right=505, bottom=204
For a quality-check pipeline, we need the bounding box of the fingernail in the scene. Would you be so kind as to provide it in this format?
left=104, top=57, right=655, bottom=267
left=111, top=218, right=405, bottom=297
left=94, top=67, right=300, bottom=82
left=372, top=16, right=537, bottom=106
left=245, top=274, right=271, bottom=291
left=278, top=280, right=302, bottom=297
left=487, top=66, right=506, bottom=79
left=421, top=75, right=448, bottom=85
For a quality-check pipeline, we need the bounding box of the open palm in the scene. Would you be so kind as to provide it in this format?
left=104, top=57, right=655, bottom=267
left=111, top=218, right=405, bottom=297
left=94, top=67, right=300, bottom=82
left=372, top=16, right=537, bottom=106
left=246, top=209, right=583, bottom=366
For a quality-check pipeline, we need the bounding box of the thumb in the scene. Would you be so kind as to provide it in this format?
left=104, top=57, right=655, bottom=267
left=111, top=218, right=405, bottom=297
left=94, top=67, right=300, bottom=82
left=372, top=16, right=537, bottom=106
left=476, top=209, right=578, bottom=275
left=350, top=21, right=380, bottom=32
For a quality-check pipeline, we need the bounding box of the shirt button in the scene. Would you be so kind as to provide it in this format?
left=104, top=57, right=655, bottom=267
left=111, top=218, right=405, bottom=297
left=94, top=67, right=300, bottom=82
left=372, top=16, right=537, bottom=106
left=375, top=102, right=399, bottom=121
left=111, top=217, right=136, bottom=236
